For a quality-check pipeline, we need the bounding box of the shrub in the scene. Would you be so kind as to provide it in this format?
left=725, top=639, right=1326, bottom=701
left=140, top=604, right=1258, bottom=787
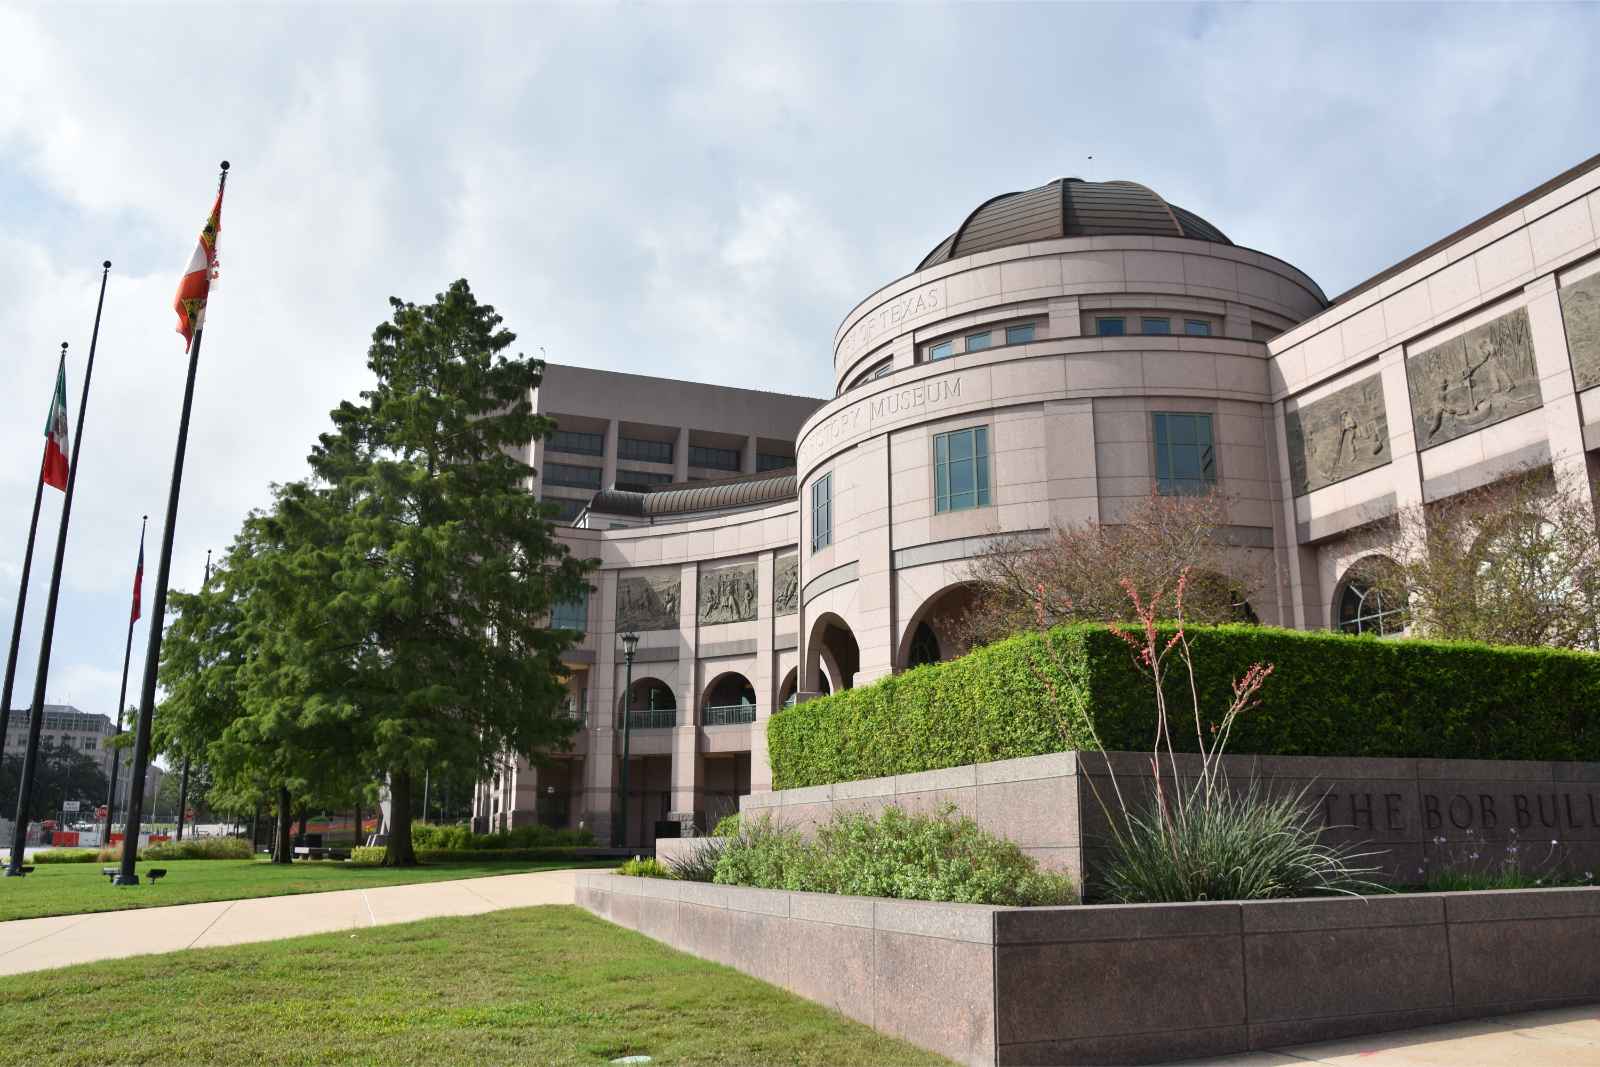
left=351, top=847, right=386, bottom=865
left=616, top=856, right=672, bottom=878
left=1416, top=827, right=1598, bottom=891
left=664, top=838, right=726, bottom=883
left=712, top=806, right=1075, bottom=906
left=409, top=822, right=595, bottom=851
left=34, top=849, right=99, bottom=864
left=767, top=621, right=1600, bottom=789
left=142, top=837, right=254, bottom=861
left=349, top=846, right=585, bottom=866
left=710, top=812, right=741, bottom=837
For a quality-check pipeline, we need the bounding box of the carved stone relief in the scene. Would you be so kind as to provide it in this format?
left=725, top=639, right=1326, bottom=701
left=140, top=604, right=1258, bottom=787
left=1408, top=306, right=1540, bottom=449
left=1559, top=272, right=1600, bottom=391
left=773, top=553, right=799, bottom=617
left=1284, top=375, right=1389, bottom=496
left=698, top=561, right=757, bottom=625
left=616, top=571, right=681, bottom=632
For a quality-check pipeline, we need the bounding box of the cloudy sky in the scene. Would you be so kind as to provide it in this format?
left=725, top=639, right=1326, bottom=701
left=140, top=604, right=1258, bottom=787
left=1, top=3, right=1596, bottom=743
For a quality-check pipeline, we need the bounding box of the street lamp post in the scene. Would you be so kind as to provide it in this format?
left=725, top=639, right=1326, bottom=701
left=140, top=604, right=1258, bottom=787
left=617, top=631, right=639, bottom=849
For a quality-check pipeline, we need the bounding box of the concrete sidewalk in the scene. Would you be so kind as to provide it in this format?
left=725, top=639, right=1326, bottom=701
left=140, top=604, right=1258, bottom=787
left=1177, top=1003, right=1600, bottom=1065
left=0, top=868, right=577, bottom=976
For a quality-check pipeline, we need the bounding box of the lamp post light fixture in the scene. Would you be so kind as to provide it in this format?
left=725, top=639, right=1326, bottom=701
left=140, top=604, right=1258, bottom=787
left=618, top=631, right=640, bottom=849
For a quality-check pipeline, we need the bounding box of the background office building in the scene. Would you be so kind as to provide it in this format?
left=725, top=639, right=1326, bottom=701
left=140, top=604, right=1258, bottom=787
left=476, top=158, right=1600, bottom=847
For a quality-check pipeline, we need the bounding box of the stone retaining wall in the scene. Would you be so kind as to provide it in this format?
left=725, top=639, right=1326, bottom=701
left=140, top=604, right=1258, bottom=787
left=577, top=871, right=1600, bottom=1065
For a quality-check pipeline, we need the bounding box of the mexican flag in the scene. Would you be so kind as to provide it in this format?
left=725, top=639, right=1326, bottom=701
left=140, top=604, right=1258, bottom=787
left=42, top=360, right=69, bottom=491
left=173, top=182, right=224, bottom=348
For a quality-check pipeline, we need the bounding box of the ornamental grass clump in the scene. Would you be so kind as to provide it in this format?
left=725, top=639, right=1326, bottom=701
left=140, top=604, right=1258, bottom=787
left=1078, top=570, right=1382, bottom=903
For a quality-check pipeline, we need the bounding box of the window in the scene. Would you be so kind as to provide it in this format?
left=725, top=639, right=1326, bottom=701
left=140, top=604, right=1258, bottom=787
left=1096, top=317, right=1126, bottom=337
left=850, top=357, right=893, bottom=390
left=1184, top=319, right=1212, bottom=337
left=933, top=426, right=991, bottom=513
left=615, top=469, right=674, bottom=487
left=547, top=497, right=585, bottom=521
left=689, top=444, right=741, bottom=471
left=546, top=429, right=604, bottom=456
left=618, top=436, right=673, bottom=464
left=1152, top=412, right=1216, bottom=495
left=1337, top=559, right=1406, bottom=636
left=811, top=473, right=832, bottom=552
left=1142, top=317, right=1171, bottom=335
left=543, top=462, right=602, bottom=490
left=1005, top=323, right=1035, bottom=345
left=965, top=331, right=992, bottom=352
left=928, top=340, right=954, bottom=361
left=551, top=595, right=588, bottom=632
left=757, top=452, right=794, bottom=471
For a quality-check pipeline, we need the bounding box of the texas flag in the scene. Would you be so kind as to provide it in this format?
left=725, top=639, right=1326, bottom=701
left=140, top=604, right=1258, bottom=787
left=131, top=528, right=145, bottom=623
left=42, top=360, right=69, bottom=491
left=173, top=181, right=224, bottom=348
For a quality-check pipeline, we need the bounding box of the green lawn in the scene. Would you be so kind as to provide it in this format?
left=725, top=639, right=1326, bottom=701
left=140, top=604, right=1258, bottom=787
left=0, top=905, right=949, bottom=1066
left=0, top=858, right=616, bottom=922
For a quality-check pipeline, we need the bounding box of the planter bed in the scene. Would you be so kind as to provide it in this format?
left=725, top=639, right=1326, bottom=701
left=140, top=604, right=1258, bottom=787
left=577, top=871, right=1600, bottom=1066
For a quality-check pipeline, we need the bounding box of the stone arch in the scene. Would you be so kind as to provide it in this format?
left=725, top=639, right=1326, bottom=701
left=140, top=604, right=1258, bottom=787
left=805, top=611, right=860, bottom=694
left=617, top=676, right=677, bottom=727
left=1332, top=555, right=1407, bottom=636
left=777, top=668, right=799, bottom=709
left=895, top=581, right=980, bottom=669
left=701, top=671, right=757, bottom=725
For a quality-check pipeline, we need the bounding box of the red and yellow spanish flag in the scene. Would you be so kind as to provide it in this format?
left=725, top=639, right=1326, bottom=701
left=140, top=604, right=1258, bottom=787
left=42, top=360, right=70, bottom=491
left=173, top=183, right=224, bottom=348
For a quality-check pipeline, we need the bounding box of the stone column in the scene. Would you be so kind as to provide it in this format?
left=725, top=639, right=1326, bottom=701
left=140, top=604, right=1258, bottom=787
left=1270, top=398, right=1322, bottom=628
left=852, top=436, right=896, bottom=684
left=602, top=419, right=619, bottom=488
left=751, top=551, right=777, bottom=793
left=1525, top=274, right=1594, bottom=509
left=674, top=427, right=690, bottom=482
left=584, top=569, right=619, bottom=844
left=668, top=561, right=701, bottom=834
left=743, top=433, right=758, bottom=473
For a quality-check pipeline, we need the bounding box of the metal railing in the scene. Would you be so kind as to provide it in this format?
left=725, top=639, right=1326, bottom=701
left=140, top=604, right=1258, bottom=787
left=617, top=708, right=677, bottom=730
left=702, top=703, right=757, bottom=726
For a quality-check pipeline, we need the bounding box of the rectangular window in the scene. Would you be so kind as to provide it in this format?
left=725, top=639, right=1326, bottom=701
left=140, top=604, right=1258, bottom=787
left=1153, top=412, right=1217, bottom=496
left=547, top=497, right=586, bottom=521
left=965, top=330, right=992, bottom=352
left=543, top=462, right=602, bottom=489
left=811, top=473, right=832, bottom=552
left=689, top=444, right=741, bottom=471
left=615, top=469, right=674, bottom=486
left=1096, top=317, right=1126, bottom=337
left=617, top=436, right=674, bottom=464
left=1005, top=322, right=1035, bottom=344
left=1141, top=317, right=1171, bottom=335
left=546, top=429, right=604, bottom=456
left=551, top=595, right=588, bottom=632
left=933, top=427, right=991, bottom=514
left=1184, top=319, right=1212, bottom=337
left=928, top=340, right=954, bottom=361
left=756, top=452, right=794, bottom=471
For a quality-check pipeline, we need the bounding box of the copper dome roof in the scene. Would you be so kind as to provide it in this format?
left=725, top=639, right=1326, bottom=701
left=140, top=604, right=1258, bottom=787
left=918, top=178, right=1230, bottom=270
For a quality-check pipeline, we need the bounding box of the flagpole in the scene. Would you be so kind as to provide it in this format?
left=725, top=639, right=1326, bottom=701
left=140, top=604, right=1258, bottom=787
left=7, top=261, right=112, bottom=877
left=0, top=347, right=63, bottom=774
left=100, top=515, right=147, bottom=849
left=118, top=162, right=228, bottom=886
left=174, top=549, right=209, bottom=843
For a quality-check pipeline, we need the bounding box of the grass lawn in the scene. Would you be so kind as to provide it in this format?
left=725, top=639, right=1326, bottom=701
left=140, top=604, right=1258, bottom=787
left=0, top=905, right=949, bottom=1066
left=0, top=858, right=617, bottom=923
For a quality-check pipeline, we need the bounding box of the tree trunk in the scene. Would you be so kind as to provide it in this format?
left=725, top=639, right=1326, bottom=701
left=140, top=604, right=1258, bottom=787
left=297, top=809, right=308, bottom=836
left=353, top=801, right=363, bottom=848
left=272, top=786, right=294, bottom=864
left=382, top=769, right=419, bottom=867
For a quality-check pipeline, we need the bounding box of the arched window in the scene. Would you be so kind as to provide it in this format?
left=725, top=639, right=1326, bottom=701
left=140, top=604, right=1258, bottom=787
left=1336, top=558, right=1406, bottom=636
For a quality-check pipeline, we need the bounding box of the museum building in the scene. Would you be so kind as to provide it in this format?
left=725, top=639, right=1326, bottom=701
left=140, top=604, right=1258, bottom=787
left=473, top=157, right=1600, bottom=847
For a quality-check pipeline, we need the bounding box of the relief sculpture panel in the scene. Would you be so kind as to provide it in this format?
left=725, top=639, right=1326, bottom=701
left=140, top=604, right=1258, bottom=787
left=1408, top=306, right=1541, bottom=449
left=616, top=571, right=681, bottom=632
left=698, top=561, right=757, bottom=624
left=1559, top=271, right=1600, bottom=391
left=773, top=553, right=799, bottom=617
left=1284, top=374, right=1389, bottom=496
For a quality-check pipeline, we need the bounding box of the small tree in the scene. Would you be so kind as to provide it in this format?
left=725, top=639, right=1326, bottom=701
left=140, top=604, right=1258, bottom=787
left=1368, top=468, right=1600, bottom=649
left=955, top=489, right=1260, bottom=649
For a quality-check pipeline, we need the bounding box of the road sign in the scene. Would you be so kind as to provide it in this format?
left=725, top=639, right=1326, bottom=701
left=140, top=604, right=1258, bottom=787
left=62, top=800, right=80, bottom=813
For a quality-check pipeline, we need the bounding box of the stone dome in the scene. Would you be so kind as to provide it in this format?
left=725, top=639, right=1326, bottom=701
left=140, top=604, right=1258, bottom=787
left=918, top=178, right=1231, bottom=270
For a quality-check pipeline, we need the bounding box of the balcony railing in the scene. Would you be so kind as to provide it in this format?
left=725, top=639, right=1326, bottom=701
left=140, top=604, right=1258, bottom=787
left=617, top=708, right=677, bottom=730
left=702, top=703, right=757, bottom=726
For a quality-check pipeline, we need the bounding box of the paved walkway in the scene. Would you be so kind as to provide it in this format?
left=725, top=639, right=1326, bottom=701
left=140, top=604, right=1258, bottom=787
left=0, top=868, right=577, bottom=976
left=1177, top=1003, right=1600, bottom=1066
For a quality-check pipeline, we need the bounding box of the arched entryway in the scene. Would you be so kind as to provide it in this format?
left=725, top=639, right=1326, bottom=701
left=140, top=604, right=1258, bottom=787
left=897, top=582, right=979, bottom=669
left=777, top=668, right=799, bottom=709
left=701, top=671, right=757, bottom=725
left=805, top=612, right=860, bottom=694
left=617, top=676, right=677, bottom=729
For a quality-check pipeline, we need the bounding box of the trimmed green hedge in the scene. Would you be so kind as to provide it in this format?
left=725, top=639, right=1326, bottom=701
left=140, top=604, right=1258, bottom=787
left=766, top=623, right=1600, bottom=789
